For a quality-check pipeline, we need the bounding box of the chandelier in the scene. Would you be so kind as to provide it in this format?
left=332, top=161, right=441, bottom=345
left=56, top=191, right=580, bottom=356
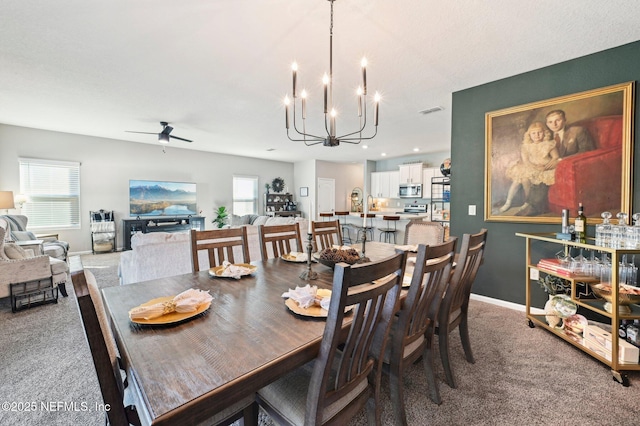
left=284, top=0, right=380, bottom=147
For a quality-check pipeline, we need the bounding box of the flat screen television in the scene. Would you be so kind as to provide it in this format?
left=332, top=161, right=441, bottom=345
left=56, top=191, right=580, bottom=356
left=129, top=180, right=197, bottom=216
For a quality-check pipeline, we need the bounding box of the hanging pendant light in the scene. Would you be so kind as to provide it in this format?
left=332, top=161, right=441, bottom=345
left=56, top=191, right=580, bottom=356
left=284, top=0, right=380, bottom=147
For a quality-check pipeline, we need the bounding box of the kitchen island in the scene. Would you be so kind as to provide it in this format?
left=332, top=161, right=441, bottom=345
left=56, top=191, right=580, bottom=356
left=341, top=212, right=430, bottom=244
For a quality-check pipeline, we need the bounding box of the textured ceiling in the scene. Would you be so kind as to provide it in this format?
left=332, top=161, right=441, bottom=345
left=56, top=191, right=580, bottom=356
left=1, top=0, right=640, bottom=163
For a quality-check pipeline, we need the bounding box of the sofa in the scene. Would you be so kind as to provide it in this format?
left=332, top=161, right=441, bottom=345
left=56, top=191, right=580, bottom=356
left=547, top=115, right=623, bottom=215
left=118, top=215, right=308, bottom=285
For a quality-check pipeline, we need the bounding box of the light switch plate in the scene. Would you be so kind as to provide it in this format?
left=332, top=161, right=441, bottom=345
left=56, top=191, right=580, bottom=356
left=530, top=268, right=539, bottom=280
left=468, top=205, right=476, bottom=216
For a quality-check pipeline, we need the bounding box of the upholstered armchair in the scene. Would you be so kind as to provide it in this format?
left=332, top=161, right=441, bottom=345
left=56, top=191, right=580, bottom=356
left=547, top=115, right=623, bottom=215
left=0, top=214, right=69, bottom=260
left=0, top=225, right=69, bottom=299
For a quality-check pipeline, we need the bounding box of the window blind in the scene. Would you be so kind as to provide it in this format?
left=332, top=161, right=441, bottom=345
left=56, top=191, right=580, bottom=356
left=19, top=158, right=81, bottom=229
left=232, top=176, right=258, bottom=216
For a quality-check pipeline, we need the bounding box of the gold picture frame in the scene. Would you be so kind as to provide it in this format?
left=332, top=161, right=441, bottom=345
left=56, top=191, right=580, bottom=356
left=485, top=82, right=634, bottom=224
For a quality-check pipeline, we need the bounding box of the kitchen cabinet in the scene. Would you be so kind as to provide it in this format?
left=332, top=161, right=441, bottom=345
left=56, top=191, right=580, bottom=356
left=516, top=232, right=640, bottom=386
left=423, top=167, right=441, bottom=184
left=399, top=163, right=424, bottom=184
left=370, top=171, right=400, bottom=198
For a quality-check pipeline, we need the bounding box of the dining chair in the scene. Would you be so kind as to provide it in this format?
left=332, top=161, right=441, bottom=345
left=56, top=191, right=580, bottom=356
left=382, top=238, right=457, bottom=423
left=70, top=256, right=258, bottom=426
left=404, top=220, right=445, bottom=246
left=258, top=223, right=303, bottom=261
left=311, top=219, right=342, bottom=251
left=255, top=250, right=407, bottom=426
left=190, top=227, right=250, bottom=272
left=437, top=228, right=488, bottom=389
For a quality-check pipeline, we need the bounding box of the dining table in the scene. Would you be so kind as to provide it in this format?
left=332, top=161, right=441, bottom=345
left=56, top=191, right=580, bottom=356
left=100, top=242, right=408, bottom=425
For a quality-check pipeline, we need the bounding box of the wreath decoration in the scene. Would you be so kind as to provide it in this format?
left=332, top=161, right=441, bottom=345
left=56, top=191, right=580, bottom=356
left=271, top=177, right=285, bottom=193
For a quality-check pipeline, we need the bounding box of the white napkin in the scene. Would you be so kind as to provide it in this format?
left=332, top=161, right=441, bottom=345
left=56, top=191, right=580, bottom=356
left=287, top=251, right=308, bottom=262
left=129, top=288, right=213, bottom=320
left=219, top=261, right=252, bottom=279
left=282, top=284, right=331, bottom=310
left=395, top=244, right=418, bottom=252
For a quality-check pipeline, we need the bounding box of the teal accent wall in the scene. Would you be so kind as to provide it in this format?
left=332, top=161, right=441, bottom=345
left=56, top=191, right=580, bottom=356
left=451, top=40, right=640, bottom=306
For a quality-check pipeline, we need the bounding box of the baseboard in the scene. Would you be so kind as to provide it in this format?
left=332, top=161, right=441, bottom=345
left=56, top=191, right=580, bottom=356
left=470, top=293, right=545, bottom=315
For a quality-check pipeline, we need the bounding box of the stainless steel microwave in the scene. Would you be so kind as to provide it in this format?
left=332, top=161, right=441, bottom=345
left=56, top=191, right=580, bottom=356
left=399, top=183, right=422, bottom=198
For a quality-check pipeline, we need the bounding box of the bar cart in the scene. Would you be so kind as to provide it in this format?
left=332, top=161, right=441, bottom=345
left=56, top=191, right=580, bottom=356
left=516, top=232, right=640, bottom=386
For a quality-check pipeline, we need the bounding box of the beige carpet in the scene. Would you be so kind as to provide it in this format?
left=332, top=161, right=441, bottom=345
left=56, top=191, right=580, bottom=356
left=1, top=251, right=639, bottom=425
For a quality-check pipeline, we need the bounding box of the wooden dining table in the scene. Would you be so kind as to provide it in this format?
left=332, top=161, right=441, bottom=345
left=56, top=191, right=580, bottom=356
left=100, top=243, right=404, bottom=425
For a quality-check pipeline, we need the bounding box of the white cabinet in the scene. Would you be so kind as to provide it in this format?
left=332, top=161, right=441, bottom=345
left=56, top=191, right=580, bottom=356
left=370, top=171, right=400, bottom=198
left=399, top=163, right=424, bottom=184
left=388, top=171, right=400, bottom=198
left=423, top=167, right=440, bottom=184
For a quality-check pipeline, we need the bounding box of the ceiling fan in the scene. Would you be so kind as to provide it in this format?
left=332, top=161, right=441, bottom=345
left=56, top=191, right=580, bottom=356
left=125, top=121, right=193, bottom=143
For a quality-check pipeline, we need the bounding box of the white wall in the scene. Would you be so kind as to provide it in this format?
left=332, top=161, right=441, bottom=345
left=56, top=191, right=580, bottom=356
left=0, top=124, right=294, bottom=252
left=316, top=161, right=364, bottom=212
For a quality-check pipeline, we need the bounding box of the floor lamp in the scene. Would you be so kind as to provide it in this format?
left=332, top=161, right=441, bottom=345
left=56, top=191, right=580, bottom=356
left=0, top=191, right=15, bottom=214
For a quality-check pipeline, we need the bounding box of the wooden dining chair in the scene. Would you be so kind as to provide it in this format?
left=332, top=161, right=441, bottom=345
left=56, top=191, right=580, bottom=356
left=255, top=250, right=407, bottom=425
left=190, top=227, right=250, bottom=272
left=71, top=256, right=139, bottom=426
left=258, top=223, right=303, bottom=261
left=71, top=256, right=258, bottom=426
left=437, top=228, right=488, bottom=389
left=404, top=220, right=445, bottom=246
left=382, top=238, right=457, bottom=423
left=311, top=219, right=342, bottom=251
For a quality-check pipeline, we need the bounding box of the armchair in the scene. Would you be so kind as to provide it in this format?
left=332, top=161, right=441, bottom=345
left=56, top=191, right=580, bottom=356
left=548, top=115, right=623, bottom=215
left=0, top=214, right=69, bottom=260
left=0, top=225, right=69, bottom=302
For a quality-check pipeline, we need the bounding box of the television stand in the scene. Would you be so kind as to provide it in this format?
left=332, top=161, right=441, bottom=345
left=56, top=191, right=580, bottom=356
left=122, top=216, right=205, bottom=250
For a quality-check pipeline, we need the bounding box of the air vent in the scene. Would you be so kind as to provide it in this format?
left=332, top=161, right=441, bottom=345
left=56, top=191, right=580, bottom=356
left=266, top=148, right=276, bottom=151
left=418, top=106, right=444, bottom=115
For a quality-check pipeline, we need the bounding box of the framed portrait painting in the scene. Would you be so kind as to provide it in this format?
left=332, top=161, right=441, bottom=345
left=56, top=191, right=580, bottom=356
left=485, top=81, right=634, bottom=224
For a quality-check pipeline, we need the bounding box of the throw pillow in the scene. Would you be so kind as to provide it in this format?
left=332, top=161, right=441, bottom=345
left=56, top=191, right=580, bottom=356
left=252, top=216, right=269, bottom=227
left=4, top=243, right=29, bottom=259
left=11, top=230, right=37, bottom=241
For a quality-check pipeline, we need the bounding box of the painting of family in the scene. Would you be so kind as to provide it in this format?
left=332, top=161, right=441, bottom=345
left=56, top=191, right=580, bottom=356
left=485, top=82, right=633, bottom=223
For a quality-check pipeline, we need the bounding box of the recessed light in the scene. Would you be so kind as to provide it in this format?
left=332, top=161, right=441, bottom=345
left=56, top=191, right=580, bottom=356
left=413, top=148, right=419, bottom=152
left=381, top=153, right=387, bottom=157
left=362, top=145, right=368, bottom=149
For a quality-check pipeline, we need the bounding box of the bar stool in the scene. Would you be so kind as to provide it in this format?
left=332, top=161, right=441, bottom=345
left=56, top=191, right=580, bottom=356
left=334, top=211, right=353, bottom=244
left=378, top=215, right=400, bottom=244
left=319, top=212, right=334, bottom=221
left=356, top=213, right=376, bottom=242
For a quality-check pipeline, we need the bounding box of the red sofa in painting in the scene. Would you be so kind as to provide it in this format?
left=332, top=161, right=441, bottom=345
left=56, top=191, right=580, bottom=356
left=547, top=115, right=623, bottom=216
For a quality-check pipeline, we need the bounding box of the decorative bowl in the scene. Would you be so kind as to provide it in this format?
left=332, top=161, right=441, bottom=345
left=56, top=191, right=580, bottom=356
left=591, top=283, right=640, bottom=314
left=314, top=248, right=362, bottom=270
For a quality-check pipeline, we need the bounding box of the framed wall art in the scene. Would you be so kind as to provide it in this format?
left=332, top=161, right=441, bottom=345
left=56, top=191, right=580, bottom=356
left=485, top=81, right=634, bottom=224
left=299, top=187, right=309, bottom=197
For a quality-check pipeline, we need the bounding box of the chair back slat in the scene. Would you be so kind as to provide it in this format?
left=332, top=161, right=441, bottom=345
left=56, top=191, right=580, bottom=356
left=258, top=223, right=303, bottom=261
left=190, top=227, right=250, bottom=272
left=312, top=220, right=342, bottom=251
left=305, top=251, right=406, bottom=425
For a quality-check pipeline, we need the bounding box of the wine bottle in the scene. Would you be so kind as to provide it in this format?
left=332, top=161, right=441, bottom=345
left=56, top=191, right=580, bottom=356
left=574, top=203, right=586, bottom=243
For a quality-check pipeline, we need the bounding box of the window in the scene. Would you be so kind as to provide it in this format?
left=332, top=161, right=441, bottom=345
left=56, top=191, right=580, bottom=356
left=232, top=176, right=258, bottom=216
left=19, top=158, right=81, bottom=229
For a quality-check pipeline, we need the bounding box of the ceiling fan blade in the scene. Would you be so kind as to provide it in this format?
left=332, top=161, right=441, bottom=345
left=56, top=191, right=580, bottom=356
left=161, top=125, right=174, bottom=136
left=125, top=131, right=158, bottom=135
left=170, top=135, right=193, bottom=143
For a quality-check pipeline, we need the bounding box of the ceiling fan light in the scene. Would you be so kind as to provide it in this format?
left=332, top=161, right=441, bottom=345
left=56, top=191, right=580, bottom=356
left=158, top=133, right=170, bottom=144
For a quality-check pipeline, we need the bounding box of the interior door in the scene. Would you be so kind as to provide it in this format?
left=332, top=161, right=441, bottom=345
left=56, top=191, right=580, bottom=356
left=317, top=178, right=336, bottom=217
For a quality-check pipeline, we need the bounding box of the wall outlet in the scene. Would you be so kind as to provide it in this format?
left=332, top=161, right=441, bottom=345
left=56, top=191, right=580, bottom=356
left=468, top=205, right=476, bottom=216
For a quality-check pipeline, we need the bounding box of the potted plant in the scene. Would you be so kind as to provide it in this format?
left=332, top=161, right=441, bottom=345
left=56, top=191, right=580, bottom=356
left=212, top=206, right=229, bottom=228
